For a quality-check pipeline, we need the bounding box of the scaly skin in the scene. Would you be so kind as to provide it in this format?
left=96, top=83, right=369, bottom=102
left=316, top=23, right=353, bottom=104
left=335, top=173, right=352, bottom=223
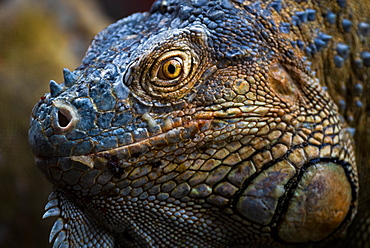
left=28, top=0, right=369, bottom=247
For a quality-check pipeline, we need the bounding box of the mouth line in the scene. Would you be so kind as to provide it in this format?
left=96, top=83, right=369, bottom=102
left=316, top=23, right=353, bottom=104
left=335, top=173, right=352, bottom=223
left=34, top=110, right=269, bottom=169
left=69, top=116, right=268, bottom=169
left=35, top=118, right=213, bottom=169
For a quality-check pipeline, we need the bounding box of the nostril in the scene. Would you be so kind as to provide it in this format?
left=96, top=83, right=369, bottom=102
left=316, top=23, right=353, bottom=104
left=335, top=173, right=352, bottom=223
left=57, top=108, right=72, bottom=128
left=52, top=100, right=79, bottom=132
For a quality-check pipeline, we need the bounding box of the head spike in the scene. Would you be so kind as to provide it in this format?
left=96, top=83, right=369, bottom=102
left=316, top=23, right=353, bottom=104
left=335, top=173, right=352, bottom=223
left=49, top=80, right=63, bottom=97
left=63, top=68, right=77, bottom=87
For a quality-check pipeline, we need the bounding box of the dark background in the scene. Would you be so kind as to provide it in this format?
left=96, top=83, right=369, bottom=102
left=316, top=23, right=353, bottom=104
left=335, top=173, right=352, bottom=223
left=0, top=0, right=154, bottom=247
left=97, top=0, right=155, bottom=21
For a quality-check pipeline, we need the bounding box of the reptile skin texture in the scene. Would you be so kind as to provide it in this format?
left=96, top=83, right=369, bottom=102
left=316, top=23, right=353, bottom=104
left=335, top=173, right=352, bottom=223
left=28, top=0, right=369, bottom=247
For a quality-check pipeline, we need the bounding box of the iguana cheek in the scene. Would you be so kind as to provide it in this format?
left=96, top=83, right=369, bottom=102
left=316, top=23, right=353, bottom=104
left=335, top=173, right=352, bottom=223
left=236, top=160, right=296, bottom=225
left=277, top=162, right=352, bottom=243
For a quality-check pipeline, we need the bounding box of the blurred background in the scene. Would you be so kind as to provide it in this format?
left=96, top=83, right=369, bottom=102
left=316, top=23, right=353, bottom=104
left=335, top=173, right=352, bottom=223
left=0, top=0, right=154, bottom=247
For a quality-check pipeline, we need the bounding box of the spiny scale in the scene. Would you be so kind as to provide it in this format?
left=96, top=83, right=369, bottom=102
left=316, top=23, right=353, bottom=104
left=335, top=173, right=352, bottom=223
left=49, top=218, right=64, bottom=243
left=49, top=80, right=63, bottom=97
left=63, top=68, right=77, bottom=87
left=43, top=207, right=61, bottom=219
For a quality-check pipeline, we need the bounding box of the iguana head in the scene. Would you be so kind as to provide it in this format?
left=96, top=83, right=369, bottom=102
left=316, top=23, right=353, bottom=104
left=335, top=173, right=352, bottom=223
left=29, top=0, right=358, bottom=247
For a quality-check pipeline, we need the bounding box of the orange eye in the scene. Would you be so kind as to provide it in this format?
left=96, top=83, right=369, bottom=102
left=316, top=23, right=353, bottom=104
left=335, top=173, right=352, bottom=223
left=159, top=58, right=183, bottom=80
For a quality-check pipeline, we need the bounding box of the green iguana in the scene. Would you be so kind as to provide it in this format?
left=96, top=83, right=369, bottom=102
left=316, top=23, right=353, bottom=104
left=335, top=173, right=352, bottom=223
left=28, top=0, right=370, bottom=247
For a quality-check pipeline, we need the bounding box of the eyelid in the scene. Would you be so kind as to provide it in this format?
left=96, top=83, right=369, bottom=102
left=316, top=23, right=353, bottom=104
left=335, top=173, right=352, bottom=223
left=137, top=47, right=202, bottom=99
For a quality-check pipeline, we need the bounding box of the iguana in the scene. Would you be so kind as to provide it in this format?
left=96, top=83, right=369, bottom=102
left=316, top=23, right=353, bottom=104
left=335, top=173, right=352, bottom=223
left=28, top=0, right=370, bottom=247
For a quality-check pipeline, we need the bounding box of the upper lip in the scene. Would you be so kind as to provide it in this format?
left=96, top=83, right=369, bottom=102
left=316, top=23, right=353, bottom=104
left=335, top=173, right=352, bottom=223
left=34, top=118, right=213, bottom=170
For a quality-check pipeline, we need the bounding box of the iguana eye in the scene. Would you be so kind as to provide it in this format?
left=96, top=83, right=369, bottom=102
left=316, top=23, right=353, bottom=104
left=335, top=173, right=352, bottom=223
left=145, top=49, right=200, bottom=98
left=150, top=50, right=191, bottom=87
left=158, top=57, right=183, bottom=80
